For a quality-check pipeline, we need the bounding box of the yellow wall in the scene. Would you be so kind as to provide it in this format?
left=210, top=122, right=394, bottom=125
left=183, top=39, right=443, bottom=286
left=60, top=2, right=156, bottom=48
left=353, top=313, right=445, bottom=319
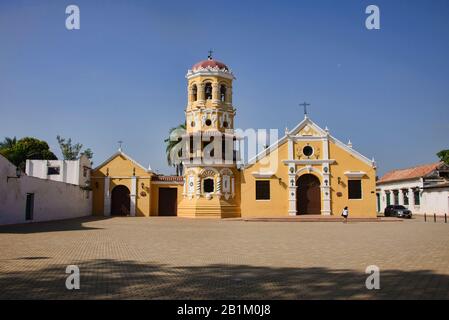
left=150, top=184, right=184, bottom=216
left=91, top=153, right=153, bottom=216
left=241, top=142, right=290, bottom=217
left=328, top=142, right=377, bottom=217
left=240, top=133, right=377, bottom=218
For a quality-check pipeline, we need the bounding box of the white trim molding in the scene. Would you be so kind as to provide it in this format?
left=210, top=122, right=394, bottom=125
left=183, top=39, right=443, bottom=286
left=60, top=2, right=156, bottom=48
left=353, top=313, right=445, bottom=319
left=130, top=176, right=137, bottom=216
left=251, top=171, right=275, bottom=178
left=103, top=177, right=111, bottom=216
left=283, top=159, right=336, bottom=165
left=344, top=171, right=367, bottom=179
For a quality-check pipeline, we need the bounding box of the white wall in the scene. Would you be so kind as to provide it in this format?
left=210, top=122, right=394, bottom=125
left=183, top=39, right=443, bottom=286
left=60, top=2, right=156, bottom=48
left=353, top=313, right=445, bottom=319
left=422, top=188, right=449, bottom=216
left=25, top=154, right=91, bottom=186
left=377, top=179, right=423, bottom=213
left=0, top=155, right=92, bottom=225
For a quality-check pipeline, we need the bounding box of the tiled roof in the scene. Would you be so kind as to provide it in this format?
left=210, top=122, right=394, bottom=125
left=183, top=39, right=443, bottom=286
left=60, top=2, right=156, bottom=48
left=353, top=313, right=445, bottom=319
left=152, top=175, right=184, bottom=182
left=377, top=162, right=442, bottom=184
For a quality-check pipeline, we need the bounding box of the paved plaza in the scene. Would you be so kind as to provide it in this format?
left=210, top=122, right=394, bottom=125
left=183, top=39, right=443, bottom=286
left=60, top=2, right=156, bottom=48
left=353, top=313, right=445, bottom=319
left=0, top=217, right=448, bottom=299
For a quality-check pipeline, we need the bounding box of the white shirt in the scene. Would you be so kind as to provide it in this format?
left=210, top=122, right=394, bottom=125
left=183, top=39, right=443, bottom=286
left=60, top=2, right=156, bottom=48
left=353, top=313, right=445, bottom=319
left=342, top=209, right=349, bottom=217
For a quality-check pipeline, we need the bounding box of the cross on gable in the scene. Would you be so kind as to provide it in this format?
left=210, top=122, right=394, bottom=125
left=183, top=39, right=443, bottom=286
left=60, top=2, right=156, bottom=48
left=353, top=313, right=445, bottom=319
left=299, top=102, right=311, bottom=116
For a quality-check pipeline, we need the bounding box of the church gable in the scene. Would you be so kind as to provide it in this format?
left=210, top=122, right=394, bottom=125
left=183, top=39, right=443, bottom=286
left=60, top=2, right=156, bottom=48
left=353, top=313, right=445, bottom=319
left=92, top=151, right=152, bottom=177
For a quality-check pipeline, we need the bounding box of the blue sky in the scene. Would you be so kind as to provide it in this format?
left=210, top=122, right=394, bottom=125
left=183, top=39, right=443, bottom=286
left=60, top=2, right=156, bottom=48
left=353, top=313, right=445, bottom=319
left=0, top=0, right=448, bottom=176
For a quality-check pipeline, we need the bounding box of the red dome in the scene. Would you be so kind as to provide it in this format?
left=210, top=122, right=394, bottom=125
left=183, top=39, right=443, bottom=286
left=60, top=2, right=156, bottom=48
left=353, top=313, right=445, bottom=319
left=192, top=58, right=229, bottom=71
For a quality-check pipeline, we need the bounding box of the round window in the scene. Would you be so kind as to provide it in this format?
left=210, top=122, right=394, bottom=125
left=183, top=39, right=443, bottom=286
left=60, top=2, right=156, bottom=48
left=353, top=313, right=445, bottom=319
left=205, top=119, right=212, bottom=126
left=303, top=146, right=314, bottom=157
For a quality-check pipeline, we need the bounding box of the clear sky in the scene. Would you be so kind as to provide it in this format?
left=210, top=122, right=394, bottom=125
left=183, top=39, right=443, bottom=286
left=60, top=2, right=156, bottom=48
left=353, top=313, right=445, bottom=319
left=0, top=0, right=448, bottom=176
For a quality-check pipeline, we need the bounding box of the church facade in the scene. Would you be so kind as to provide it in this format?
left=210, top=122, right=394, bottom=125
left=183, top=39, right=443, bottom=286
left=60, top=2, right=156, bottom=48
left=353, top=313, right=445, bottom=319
left=91, top=56, right=377, bottom=218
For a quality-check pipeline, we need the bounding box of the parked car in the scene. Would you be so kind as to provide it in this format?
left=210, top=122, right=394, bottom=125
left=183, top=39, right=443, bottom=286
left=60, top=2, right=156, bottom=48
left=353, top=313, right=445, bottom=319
left=384, top=205, right=412, bottom=218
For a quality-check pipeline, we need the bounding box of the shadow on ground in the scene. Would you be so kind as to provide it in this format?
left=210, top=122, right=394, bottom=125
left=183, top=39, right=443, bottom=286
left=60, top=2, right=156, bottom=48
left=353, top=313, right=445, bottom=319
left=0, top=217, right=106, bottom=234
left=0, top=259, right=447, bottom=299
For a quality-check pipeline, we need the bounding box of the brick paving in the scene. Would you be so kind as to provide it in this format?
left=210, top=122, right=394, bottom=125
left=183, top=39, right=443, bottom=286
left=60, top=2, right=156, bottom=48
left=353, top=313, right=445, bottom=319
left=0, top=217, right=448, bottom=299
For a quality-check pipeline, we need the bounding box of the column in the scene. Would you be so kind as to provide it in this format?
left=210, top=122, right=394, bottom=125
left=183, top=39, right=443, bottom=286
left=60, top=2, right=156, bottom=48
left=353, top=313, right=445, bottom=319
left=398, top=189, right=404, bottom=205
left=130, top=176, right=137, bottom=216
left=288, top=163, right=296, bottom=216
left=216, top=175, right=222, bottom=199
left=196, top=177, right=201, bottom=199
left=212, top=83, right=220, bottom=103
left=408, top=188, right=414, bottom=208
left=197, top=83, right=205, bottom=105
left=104, top=177, right=111, bottom=216
left=321, top=137, right=331, bottom=215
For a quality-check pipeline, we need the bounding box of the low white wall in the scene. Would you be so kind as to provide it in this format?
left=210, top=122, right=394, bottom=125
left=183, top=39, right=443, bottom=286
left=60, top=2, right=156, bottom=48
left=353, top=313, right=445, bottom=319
left=421, top=189, right=449, bottom=216
left=0, top=156, right=92, bottom=225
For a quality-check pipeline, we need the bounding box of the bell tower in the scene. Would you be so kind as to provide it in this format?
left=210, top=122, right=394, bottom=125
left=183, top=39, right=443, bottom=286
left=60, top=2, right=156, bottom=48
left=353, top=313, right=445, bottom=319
left=177, top=54, right=241, bottom=218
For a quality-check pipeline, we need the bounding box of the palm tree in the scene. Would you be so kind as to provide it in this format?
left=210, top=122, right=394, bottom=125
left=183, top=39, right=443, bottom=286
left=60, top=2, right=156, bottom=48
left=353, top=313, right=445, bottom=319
left=0, top=136, right=17, bottom=150
left=164, top=123, right=186, bottom=176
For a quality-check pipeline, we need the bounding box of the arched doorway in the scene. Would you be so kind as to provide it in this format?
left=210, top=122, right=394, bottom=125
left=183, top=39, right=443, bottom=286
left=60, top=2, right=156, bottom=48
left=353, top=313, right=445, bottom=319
left=111, top=185, right=130, bottom=216
left=296, top=174, right=321, bottom=215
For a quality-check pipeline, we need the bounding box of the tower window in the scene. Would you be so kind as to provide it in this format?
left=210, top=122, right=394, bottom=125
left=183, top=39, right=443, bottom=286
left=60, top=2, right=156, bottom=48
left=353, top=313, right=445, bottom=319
left=192, top=84, right=197, bottom=101
left=205, top=82, right=213, bottom=100
left=223, top=121, right=228, bottom=128
left=203, top=178, right=214, bottom=193
left=220, top=85, right=226, bottom=102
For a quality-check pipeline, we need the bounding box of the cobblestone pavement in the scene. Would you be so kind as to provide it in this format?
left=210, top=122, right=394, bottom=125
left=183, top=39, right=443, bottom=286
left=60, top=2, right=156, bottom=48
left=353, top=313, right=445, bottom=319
left=0, top=217, right=448, bottom=299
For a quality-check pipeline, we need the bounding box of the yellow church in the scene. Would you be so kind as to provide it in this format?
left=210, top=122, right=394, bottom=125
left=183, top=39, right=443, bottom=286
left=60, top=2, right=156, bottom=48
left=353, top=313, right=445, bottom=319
left=91, top=56, right=377, bottom=219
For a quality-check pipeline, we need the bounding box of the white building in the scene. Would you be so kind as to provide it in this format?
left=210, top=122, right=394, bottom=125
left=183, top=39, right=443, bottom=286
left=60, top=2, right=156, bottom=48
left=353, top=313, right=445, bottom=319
left=422, top=182, right=449, bottom=216
left=0, top=155, right=92, bottom=225
left=25, top=154, right=91, bottom=187
left=376, top=162, right=449, bottom=215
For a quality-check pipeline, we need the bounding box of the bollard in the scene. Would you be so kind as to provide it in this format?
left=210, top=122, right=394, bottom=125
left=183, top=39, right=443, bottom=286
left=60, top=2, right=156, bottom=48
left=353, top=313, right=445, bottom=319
left=445, top=214, right=447, bottom=224
left=434, top=213, right=436, bottom=223
left=424, top=213, right=426, bottom=222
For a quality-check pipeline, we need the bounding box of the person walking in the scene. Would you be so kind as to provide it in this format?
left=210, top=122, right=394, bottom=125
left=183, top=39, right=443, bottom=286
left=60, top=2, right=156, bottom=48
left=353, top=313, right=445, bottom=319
left=341, top=206, right=349, bottom=223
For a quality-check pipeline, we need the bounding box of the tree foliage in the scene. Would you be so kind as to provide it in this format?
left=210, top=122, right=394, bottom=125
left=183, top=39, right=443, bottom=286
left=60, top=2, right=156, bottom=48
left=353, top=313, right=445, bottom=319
left=0, top=136, right=57, bottom=170
left=57, top=135, right=93, bottom=160
left=164, top=123, right=186, bottom=176
left=437, top=149, right=449, bottom=165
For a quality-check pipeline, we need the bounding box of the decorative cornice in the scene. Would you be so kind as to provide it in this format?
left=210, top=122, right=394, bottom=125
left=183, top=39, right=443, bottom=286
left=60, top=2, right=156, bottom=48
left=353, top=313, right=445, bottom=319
left=186, top=66, right=235, bottom=80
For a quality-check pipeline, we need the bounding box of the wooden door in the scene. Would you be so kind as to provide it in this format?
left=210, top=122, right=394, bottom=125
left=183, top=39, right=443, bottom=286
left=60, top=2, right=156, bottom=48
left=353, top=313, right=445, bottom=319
left=111, top=185, right=130, bottom=216
left=158, top=188, right=177, bottom=216
left=297, top=174, right=321, bottom=215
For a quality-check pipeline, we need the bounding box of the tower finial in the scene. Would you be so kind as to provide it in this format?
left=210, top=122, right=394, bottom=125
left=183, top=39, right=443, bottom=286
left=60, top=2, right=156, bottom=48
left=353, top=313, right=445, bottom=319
left=118, top=140, right=123, bottom=152
left=208, top=49, right=213, bottom=60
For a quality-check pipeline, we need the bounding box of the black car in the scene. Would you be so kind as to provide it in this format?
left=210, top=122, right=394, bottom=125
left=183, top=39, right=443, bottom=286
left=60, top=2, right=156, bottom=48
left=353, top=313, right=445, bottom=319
left=384, top=205, right=412, bottom=218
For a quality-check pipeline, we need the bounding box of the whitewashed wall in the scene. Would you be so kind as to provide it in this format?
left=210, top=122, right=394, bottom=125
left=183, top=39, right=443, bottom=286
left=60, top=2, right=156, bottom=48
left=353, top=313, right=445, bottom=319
left=0, top=155, right=91, bottom=225
left=377, top=179, right=423, bottom=213
left=25, top=155, right=91, bottom=186
left=422, top=188, right=449, bottom=216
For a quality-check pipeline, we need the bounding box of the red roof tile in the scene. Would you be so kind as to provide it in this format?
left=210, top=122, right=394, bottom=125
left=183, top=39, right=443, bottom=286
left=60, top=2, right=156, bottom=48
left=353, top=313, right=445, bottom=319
left=192, top=59, right=229, bottom=71
left=377, top=162, right=442, bottom=184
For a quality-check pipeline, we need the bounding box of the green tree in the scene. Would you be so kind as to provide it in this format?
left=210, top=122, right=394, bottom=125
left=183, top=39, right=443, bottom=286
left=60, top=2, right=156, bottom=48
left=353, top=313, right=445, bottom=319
left=0, top=137, right=57, bottom=170
left=57, top=135, right=93, bottom=160
left=81, top=148, right=93, bottom=160
left=0, top=136, right=17, bottom=150
left=164, top=123, right=186, bottom=176
left=437, top=149, right=449, bottom=165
